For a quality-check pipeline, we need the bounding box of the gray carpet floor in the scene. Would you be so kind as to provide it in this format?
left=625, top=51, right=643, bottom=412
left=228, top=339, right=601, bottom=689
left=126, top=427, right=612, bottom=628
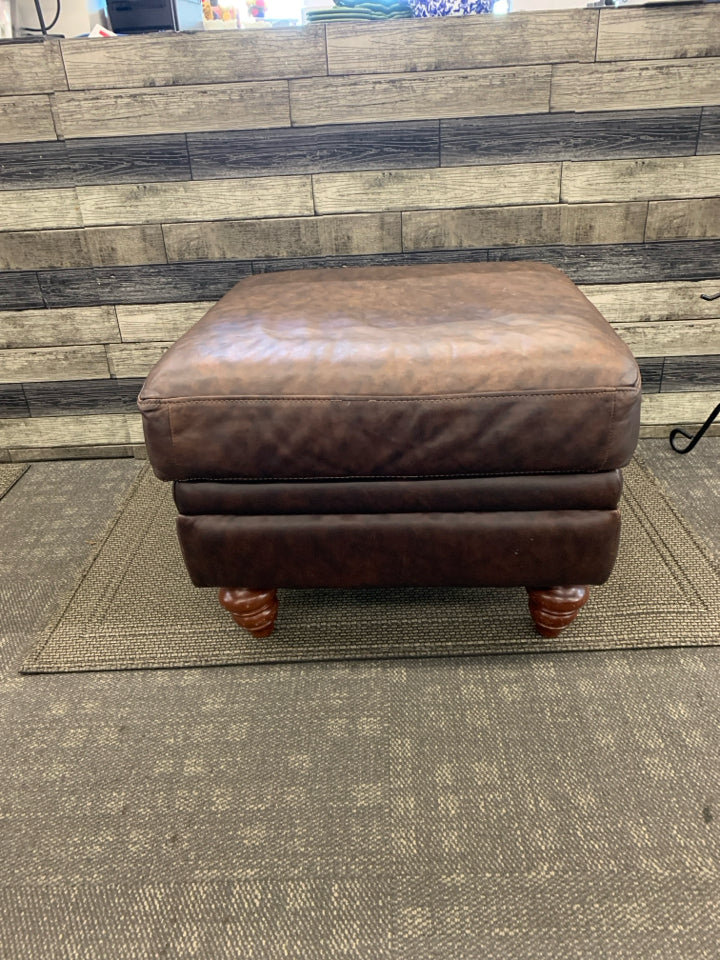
left=1, top=441, right=719, bottom=960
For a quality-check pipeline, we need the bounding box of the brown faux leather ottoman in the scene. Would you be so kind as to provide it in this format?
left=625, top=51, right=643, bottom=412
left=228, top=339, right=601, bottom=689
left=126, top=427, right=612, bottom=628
left=138, top=262, right=641, bottom=639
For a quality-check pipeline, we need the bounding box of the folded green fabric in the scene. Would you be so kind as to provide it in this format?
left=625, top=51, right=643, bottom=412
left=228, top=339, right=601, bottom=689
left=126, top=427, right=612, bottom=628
left=307, top=7, right=411, bottom=17
left=337, top=0, right=410, bottom=7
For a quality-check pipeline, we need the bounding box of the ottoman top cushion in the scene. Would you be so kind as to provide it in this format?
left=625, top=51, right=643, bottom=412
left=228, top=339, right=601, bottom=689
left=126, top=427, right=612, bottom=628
left=139, top=262, right=641, bottom=482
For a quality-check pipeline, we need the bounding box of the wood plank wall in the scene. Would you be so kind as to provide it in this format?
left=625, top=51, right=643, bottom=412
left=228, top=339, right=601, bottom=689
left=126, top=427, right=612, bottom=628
left=1, top=8, right=719, bottom=460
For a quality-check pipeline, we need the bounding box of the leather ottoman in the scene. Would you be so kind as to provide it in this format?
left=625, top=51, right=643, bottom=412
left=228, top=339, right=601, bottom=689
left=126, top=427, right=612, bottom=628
left=138, top=262, right=641, bottom=639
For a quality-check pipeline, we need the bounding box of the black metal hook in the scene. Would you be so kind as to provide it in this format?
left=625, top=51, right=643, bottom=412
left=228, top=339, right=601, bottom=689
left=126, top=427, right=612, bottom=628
left=700, top=292, right=720, bottom=302
left=669, top=402, right=720, bottom=454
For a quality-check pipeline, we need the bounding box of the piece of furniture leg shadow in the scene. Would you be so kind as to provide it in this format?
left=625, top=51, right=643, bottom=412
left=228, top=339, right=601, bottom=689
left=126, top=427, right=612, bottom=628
left=140, top=262, right=641, bottom=641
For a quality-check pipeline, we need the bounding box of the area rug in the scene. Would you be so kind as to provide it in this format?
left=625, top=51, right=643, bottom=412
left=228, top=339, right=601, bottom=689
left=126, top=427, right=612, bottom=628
left=21, top=457, right=720, bottom=674
left=0, top=463, right=28, bottom=500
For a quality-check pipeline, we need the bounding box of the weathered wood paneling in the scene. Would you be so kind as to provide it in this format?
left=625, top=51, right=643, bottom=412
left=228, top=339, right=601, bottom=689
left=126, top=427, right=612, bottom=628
left=596, top=6, right=720, bottom=63
left=9, top=442, right=140, bottom=461
left=0, top=188, right=83, bottom=232
left=24, top=378, right=144, bottom=417
left=613, top=319, right=720, bottom=358
left=0, top=383, right=30, bottom=418
left=0, top=229, right=90, bottom=271
left=163, top=214, right=403, bottom=262
left=640, top=391, right=720, bottom=425
left=84, top=226, right=168, bottom=268
left=325, top=10, right=597, bottom=76
left=551, top=59, right=720, bottom=114
left=441, top=109, right=701, bottom=167
left=0, top=40, right=67, bottom=96
left=106, top=343, right=172, bottom=378
left=0, top=345, right=111, bottom=383
left=314, top=164, right=560, bottom=215
left=0, top=140, right=72, bottom=191
left=66, top=135, right=192, bottom=186
left=645, top=199, right=720, bottom=242
left=636, top=358, right=663, bottom=394
left=561, top=156, right=720, bottom=204
left=0, top=272, right=45, bottom=311
left=61, top=27, right=327, bottom=90
left=580, top=280, right=720, bottom=324
left=662, top=356, right=720, bottom=393
left=0, top=306, right=120, bottom=349
left=55, top=83, right=291, bottom=139
left=116, top=303, right=214, bottom=343
left=77, top=177, right=314, bottom=226
left=39, top=262, right=254, bottom=307
left=251, top=248, right=490, bottom=274
left=698, top=108, right=720, bottom=156
left=290, top=66, right=552, bottom=127
left=0, top=412, right=144, bottom=448
left=0, top=96, right=57, bottom=144
left=187, top=122, right=440, bottom=180
left=403, top=202, right=647, bottom=251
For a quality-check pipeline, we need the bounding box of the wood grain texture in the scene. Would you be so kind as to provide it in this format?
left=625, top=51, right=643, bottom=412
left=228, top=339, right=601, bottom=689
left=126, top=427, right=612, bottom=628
left=403, top=202, right=647, bottom=251
left=488, top=241, right=720, bottom=283
left=551, top=59, right=720, bottom=114
left=106, top=343, right=172, bottom=378
left=636, top=358, right=663, bottom=394
left=580, top=280, right=720, bottom=324
left=0, top=95, right=57, bottom=144
left=0, top=140, right=72, bottom=191
left=163, top=214, right=403, bottom=262
left=698, top=108, right=720, bottom=156
left=61, top=27, right=327, bottom=90
left=441, top=109, right=701, bottom=167
left=0, top=306, right=120, bottom=349
left=646, top=199, right=720, bottom=242
left=596, top=6, right=720, bottom=63
left=55, top=83, right=291, bottom=140
left=0, top=230, right=90, bottom=271
left=8, top=442, right=138, bottom=461
left=314, top=164, right=560, bottom=215
left=116, top=302, right=214, bottom=343
left=77, top=177, right=313, bottom=227
left=66, top=135, right=192, bottom=186
left=251, top=248, right=489, bottom=274
left=290, top=66, right=552, bottom=127
left=662, top=355, right=720, bottom=393
left=0, top=412, right=144, bottom=448
left=84, top=226, right=168, bottom=268
left=325, top=10, right=597, bottom=76
left=640, top=390, right=720, bottom=425
left=0, top=345, right=111, bottom=384
left=0, top=188, right=82, bottom=232
left=187, top=122, right=440, bottom=180
left=39, top=261, right=253, bottom=307
left=0, top=40, right=66, bottom=96
left=0, top=272, right=44, bottom=310
left=613, top=319, right=720, bottom=358
left=0, top=383, right=30, bottom=419
left=561, top=156, right=720, bottom=204
left=24, top=378, right=144, bottom=417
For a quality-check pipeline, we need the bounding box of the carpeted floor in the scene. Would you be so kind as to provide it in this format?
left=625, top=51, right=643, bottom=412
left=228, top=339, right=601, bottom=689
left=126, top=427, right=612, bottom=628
left=1, top=441, right=720, bottom=959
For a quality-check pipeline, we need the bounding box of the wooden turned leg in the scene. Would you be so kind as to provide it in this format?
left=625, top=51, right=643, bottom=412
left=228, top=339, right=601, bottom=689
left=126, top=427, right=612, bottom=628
left=218, top=588, right=279, bottom=638
left=526, top=586, right=590, bottom=638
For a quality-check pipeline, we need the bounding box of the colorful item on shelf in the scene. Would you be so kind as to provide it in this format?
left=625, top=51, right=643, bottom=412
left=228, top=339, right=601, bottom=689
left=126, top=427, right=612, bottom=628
left=409, top=0, right=492, bottom=14
left=247, top=0, right=267, bottom=16
left=306, top=0, right=412, bottom=21
left=202, top=0, right=240, bottom=20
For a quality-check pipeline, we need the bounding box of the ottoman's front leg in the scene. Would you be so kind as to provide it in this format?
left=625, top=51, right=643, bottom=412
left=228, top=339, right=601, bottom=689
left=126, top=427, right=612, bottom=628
left=218, top=588, right=279, bottom=637
left=526, top=586, right=589, bottom=638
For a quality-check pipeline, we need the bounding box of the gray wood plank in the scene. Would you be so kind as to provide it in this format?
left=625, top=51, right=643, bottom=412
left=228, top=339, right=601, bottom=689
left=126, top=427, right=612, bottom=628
left=698, top=108, right=720, bottom=156
left=0, top=345, right=110, bottom=384
left=85, top=226, right=168, bottom=268
left=596, top=6, right=720, bottom=62
left=290, top=66, right=552, bottom=127
left=0, top=272, right=44, bottom=310
left=188, top=122, right=440, bottom=179
left=441, top=109, right=701, bottom=167
left=0, top=383, right=30, bottom=419
left=637, top=358, right=663, bottom=394
left=163, top=214, right=402, bottom=262
left=325, top=10, right=597, bottom=75
left=662, top=355, right=720, bottom=393
left=66, top=135, right=192, bottom=186
left=0, top=230, right=90, bottom=271
left=488, top=241, right=720, bottom=284
left=561, top=155, right=720, bottom=204
left=551, top=59, right=720, bottom=114
left=0, top=187, right=83, bottom=232
left=251, top=249, right=490, bottom=274
left=0, top=95, right=57, bottom=145
left=0, top=306, right=120, bottom=349
left=403, top=202, right=647, bottom=251
left=61, top=27, right=327, bottom=90
left=9, top=442, right=137, bottom=461
left=105, top=343, right=172, bottom=378
left=613, top=319, right=720, bottom=358
left=313, top=164, right=560, bottom=214
left=640, top=390, right=720, bottom=425
left=579, top=280, right=720, bottom=324
left=0, top=39, right=66, bottom=95
left=24, top=378, right=145, bottom=417
left=0, top=140, right=73, bottom=191
left=0, top=412, right=143, bottom=448
left=646, top=199, right=720, bottom=242
left=55, top=83, right=291, bottom=140
left=116, top=302, right=213, bottom=343
left=39, top=262, right=254, bottom=307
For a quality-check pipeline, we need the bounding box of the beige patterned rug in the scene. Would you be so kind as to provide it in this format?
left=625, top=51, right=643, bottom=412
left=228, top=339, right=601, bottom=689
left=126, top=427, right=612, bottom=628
left=22, top=457, right=720, bottom=674
left=0, top=463, right=28, bottom=500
